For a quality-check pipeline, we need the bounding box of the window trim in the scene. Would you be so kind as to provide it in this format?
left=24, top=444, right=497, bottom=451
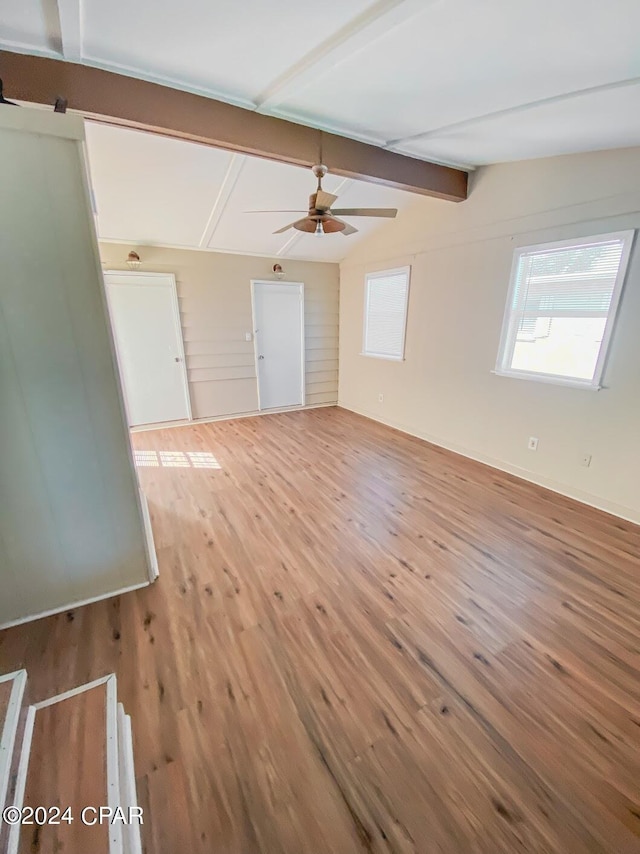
left=495, top=230, right=635, bottom=390
left=361, top=265, right=411, bottom=361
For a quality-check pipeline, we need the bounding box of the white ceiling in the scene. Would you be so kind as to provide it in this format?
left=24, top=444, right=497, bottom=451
left=4, top=0, right=640, bottom=258
left=84, top=122, right=416, bottom=262
left=3, top=0, right=640, bottom=169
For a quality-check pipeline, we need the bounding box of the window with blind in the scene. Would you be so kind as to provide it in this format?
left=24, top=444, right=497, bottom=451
left=363, top=267, right=411, bottom=360
left=496, top=231, right=634, bottom=388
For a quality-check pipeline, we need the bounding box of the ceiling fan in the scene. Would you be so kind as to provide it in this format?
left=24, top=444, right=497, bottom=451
left=245, top=164, right=398, bottom=236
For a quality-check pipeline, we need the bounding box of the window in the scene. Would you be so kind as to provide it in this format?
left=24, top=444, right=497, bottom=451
left=496, top=231, right=634, bottom=389
left=363, top=267, right=411, bottom=360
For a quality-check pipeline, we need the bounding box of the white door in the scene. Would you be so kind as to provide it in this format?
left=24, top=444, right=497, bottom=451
left=104, top=272, right=191, bottom=427
left=252, top=281, right=305, bottom=410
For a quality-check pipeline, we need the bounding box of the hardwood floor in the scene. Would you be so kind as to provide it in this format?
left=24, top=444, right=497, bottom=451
left=1, top=406, right=639, bottom=853
left=18, top=685, right=109, bottom=854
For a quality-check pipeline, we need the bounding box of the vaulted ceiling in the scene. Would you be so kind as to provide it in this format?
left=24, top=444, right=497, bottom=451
left=3, top=0, right=640, bottom=168
left=84, top=122, right=416, bottom=262
left=3, top=0, right=639, bottom=260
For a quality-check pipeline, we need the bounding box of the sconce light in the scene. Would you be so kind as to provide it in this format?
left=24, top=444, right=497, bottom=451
left=272, top=263, right=285, bottom=280
left=126, top=251, right=141, bottom=270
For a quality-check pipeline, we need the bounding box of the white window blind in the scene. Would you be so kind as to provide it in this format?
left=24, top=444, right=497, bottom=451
left=496, top=231, right=634, bottom=388
left=363, top=267, right=410, bottom=360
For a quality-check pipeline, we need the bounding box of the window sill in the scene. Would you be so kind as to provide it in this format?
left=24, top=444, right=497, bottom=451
left=491, top=369, right=602, bottom=391
left=360, top=352, right=405, bottom=362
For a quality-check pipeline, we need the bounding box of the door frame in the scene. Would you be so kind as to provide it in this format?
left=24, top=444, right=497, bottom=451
left=104, top=270, right=192, bottom=423
left=250, top=280, right=305, bottom=412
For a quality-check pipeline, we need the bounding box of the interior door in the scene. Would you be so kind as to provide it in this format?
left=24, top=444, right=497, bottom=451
left=104, top=272, right=191, bottom=427
left=252, top=281, right=305, bottom=410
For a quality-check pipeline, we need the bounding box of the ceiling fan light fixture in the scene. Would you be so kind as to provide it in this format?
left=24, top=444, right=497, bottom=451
left=255, top=164, right=396, bottom=236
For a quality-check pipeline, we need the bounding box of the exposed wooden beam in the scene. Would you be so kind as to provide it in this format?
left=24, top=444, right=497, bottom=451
left=0, top=51, right=467, bottom=202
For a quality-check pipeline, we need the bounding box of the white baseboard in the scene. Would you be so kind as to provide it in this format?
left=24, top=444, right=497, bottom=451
left=339, top=402, right=640, bottom=526
left=0, top=580, right=151, bottom=631
left=139, top=489, right=159, bottom=581
left=130, top=401, right=336, bottom=433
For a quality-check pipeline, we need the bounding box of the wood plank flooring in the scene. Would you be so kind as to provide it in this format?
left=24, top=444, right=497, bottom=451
left=1, top=406, right=639, bottom=853
left=18, top=685, right=109, bottom=854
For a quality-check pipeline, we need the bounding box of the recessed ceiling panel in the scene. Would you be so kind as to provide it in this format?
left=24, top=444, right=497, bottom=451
left=208, top=157, right=416, bottom=261
left=400, top=83, right=640, bottom=167
left=208, top=155, right=345, bottom=257
left=275, top=0, right=640, bottom=144
left=0, top=0, right=59, bottom=53
left=85, top=122, right=233, bottom=246
left=82, top=0, right=376, bottom=102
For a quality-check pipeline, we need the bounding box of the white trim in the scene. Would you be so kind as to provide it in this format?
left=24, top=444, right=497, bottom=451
left=387, top=75, right=640, bottom=148
left=0, top=672, right=26, bottom=686
left=338, top=403, right=640, bottom=525
left=130, top=401, right=336, bottom=432
left=199, top=154, right=246, bottom=248
left=104, top=271, right=193, bottom=424
left=250, top=280, right=306, bottom=411
left=492, top=369, right=601, bottom=390
left=362, top=265, right=411, bottom=361
left=106, top=676, right=124, bottom=854
left=32, top=675, right=112, bottom=710
left=495, top=230, right=635, bottom=389
left=359, top=352, right=404, bottom=362
left=139, top=489, right=160, bottom=581
left=0, top=580, right=151, bottom=631
left=0, top=670, right=27, bottom=823
left=250, top=280, right=262, bottom=412
left=56, top=0, right=83, bottom=61
left=6, top=705, right=35, bottom=854
left=118, top=705, right=143, bottom=854
left=7, top=676, right=124, bottom=854
left=98, top=236, right=350, bottom=263
left=255, top=0, right=427, bottom=110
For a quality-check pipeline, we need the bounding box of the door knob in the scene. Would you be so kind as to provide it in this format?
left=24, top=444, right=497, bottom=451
left=174, top=357, right=183, bottom=362
left=258, top=355, right=264, bottom=360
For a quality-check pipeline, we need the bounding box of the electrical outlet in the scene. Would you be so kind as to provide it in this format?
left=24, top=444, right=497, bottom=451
left=528, top=436, right=539, bottom=451
left=581, top=454, right=592, bottom=468
left=245, top=332, right=252, bottom=342
left=378, top=393, right=384, bottom=403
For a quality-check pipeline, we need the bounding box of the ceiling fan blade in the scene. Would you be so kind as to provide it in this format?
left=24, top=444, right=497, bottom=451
left=332, top=217, right=358, bottom=236
left=273, top=217, right=310, bottom=234
left=315, top=190, right=338, bottom=210
left=245, top=210, right=306, bottom=214
left=331, top=207, right=397, bottom=218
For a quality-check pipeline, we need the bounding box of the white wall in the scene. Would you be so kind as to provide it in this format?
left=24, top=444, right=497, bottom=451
left=99, top=244, right=339, bottom=420
left=339, top=146, right=640, bottom=523
left=0, top=109, right=151, bottom=626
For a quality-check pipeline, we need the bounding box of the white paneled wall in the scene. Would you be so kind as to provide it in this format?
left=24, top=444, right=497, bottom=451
left=0, top=108, right=152, bottom=627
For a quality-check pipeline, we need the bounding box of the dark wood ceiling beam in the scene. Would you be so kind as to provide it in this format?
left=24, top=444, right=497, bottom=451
left=0, top=51, right=467, bottom=202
